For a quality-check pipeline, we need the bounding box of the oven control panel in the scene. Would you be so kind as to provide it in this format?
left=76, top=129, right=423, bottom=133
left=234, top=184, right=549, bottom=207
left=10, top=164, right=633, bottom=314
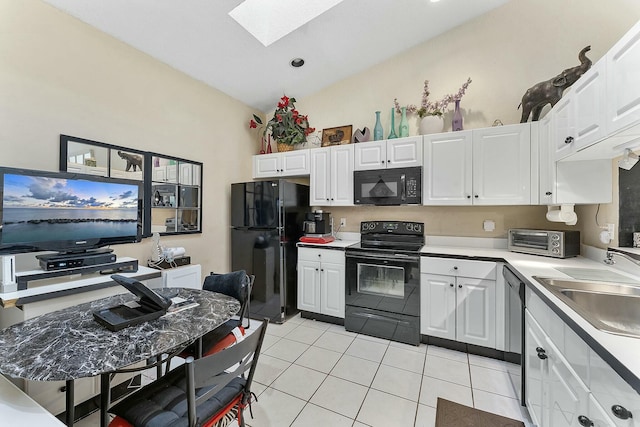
left=360, top=221, right=423, bottom=235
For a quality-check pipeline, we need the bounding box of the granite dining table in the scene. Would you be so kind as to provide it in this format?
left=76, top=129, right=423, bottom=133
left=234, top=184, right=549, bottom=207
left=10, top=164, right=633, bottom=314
left=0, top=287, right=240, bottom=427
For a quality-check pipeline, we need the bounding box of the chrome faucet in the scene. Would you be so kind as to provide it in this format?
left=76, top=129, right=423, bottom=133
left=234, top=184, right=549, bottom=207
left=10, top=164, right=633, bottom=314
left=604, top=248, right=640, bottom=267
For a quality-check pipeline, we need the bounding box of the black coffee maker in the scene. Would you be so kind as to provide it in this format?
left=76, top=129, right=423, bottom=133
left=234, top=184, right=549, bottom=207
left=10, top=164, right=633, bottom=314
left=303, top=210, right=331, bottom=236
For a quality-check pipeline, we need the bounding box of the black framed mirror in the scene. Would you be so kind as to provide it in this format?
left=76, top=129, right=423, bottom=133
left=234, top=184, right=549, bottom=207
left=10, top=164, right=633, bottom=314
left=60, top=135, right=203, bottom=237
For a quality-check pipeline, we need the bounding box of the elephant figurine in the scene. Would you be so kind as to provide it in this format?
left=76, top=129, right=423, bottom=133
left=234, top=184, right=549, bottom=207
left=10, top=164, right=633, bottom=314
left=519, top=46, right=592, bottom=123
left=117, top=150, right=143, bottom=172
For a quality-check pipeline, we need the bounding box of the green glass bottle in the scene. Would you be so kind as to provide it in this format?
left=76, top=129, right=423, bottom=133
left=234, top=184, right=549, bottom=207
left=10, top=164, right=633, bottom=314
left=387, top=108, right=398, bottom=139
left=374, top=111, right=383, bottom=141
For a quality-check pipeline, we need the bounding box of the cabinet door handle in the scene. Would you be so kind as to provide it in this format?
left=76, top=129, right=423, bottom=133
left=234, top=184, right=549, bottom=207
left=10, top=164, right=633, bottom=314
left=453, top=266, right=458, bottom=270
left=449, top=283, right=454, bottom=287
left=315, top=268, right=319, bottom=271
left=564, top=136, right=574, bottom=144
left=458, top=284, right=462, bottom=289
left=537, top=352, right=548, bottom=360
left=545, top=191, right=552, bottom=196
left=381, top=160, right=385, bottom=164
left=611, top=405, right=633, bottom=420
left=466, top=195, right=471, bottom=199
left=321, top=269, right=324, bottom=272
left=578, top=415, right=594, bottom=426
left=474, top=195, right=479, bottom=198
left=535, top=347, right=546, bottom=353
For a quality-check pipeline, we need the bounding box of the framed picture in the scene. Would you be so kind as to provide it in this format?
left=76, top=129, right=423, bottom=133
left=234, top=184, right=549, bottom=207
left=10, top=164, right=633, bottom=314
left=321, top=125, right=352, bottom=147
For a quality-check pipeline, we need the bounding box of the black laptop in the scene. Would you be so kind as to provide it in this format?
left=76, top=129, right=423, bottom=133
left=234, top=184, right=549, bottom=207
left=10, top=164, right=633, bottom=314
left=93, top=275, right=172, bottom=331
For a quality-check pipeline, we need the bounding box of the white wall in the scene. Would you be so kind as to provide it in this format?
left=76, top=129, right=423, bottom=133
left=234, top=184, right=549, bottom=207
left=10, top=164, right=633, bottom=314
left=0, top=0, right=257, bottom=275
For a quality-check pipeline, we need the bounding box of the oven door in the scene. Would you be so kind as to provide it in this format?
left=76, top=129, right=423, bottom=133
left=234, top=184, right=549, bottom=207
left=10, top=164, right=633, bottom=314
left=345, top=251, right=420, bottom=316
left=345, top=251, right=420, bottom=344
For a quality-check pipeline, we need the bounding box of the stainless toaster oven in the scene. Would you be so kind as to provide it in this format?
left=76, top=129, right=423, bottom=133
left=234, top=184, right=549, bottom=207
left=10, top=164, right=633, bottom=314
left=508, top=229, right=580, bottom=258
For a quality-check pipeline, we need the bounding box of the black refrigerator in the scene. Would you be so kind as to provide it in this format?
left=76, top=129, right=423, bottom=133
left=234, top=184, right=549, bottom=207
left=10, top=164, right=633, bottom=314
left=231, top=180, right=309, bottom=323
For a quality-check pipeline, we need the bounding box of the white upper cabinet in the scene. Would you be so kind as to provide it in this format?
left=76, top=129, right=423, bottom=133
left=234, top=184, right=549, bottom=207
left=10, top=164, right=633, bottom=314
left=573, top=60, right=607, bottom=149
left=472, top=123, right=531, bottom=205
left=423, top=124, right=531, bottom=205
left=423, top=131, right=473, bottom=205
left=553, top=60, right=607, bottom=160
left=539, top=114, right=612, bottom=205
left=310, top=145, right=354, bottom=206
left=354, top=136, right=422, bottom=170
left=607, top=20, right=640, bottom=134
left=252, top=149, right=310, bottom=178
left=553, top=21, right=640, bottom=161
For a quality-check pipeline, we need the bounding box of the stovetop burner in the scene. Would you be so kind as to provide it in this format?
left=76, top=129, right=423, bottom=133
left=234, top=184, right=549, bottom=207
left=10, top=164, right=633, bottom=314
left=347, top=220, right=425, bottom=254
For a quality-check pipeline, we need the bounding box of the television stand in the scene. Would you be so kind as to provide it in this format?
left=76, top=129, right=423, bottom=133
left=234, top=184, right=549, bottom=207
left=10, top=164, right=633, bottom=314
left=36, top=248, right=116, bottom=271
left=16, top=258, right=139, bottom=291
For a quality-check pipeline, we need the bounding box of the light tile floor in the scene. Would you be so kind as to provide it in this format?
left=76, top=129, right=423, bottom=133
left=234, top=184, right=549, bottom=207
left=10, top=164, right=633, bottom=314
left=76, top=314, right=533, bottom=427
left=247, top=314, right=533, bottom=427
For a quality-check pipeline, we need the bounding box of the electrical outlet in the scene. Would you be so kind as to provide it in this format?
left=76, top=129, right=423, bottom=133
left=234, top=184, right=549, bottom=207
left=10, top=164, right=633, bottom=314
left=606, top=223, right=615, bottom=236
left=340, top=218, right=346, bottom=227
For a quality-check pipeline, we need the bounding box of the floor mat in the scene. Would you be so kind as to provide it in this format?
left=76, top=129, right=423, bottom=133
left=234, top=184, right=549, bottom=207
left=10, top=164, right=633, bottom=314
left=435, top=398, right=525, bottom=427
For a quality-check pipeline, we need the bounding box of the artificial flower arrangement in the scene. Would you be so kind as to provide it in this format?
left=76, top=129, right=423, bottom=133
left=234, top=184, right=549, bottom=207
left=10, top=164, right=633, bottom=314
left=250, top=95, right=315, bottom=148
left=394, top=78, right=472, bottom=117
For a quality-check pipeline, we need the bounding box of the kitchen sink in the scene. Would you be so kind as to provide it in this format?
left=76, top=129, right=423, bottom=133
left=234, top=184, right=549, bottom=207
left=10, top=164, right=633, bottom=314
left=533, top=277, right=640, bottom=338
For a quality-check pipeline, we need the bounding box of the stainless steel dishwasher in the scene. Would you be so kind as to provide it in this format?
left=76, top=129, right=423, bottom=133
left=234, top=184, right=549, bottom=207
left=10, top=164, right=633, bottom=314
left=503, top=265, right=525, bottom=406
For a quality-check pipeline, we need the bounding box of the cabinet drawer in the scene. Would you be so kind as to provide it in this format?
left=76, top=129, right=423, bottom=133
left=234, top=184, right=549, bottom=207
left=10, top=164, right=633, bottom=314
left=298, top=247, right=344, bottom=264
left=420, top=257, right=496, bottom=280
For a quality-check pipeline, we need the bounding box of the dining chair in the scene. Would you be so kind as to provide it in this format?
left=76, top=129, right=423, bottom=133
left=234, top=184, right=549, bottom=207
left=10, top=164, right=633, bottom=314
left=165, top=271, right=254, bottom=374
left=109, top=318, right=268, bottom=427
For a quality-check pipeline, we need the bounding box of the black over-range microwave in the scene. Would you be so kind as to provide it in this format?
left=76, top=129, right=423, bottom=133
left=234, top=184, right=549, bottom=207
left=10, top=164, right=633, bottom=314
left=354, top=166, right=422, bottom=205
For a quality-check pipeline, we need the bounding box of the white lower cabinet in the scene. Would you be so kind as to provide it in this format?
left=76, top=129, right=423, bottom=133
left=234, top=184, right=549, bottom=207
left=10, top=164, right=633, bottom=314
left=526, top=310, right=589, bottom=427
left=297, top=247, right=345, bottom=319
left=525, top=290, right=640, bottom=427
left=420, top=257, right=499, bottom=349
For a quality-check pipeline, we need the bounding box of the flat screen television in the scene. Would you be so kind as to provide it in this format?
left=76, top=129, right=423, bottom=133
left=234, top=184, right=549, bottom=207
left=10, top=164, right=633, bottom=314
left=0, top=167, right=142, bottom=255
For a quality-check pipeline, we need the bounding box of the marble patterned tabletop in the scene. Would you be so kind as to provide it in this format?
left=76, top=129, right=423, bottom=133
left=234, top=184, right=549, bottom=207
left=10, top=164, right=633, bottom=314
left=0, top=288, right=240, bottom=381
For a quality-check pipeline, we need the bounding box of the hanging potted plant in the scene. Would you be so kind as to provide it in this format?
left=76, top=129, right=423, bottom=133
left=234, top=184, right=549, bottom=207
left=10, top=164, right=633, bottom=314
left=250, top=95, right=315, bottom=153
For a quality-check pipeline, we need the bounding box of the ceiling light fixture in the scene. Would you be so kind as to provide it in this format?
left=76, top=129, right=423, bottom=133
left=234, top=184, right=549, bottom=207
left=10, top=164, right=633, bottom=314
left=290, top=58, right=305, bottom=68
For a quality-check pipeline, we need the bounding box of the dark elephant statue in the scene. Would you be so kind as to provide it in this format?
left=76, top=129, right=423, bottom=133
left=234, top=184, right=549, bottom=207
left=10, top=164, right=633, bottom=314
left=117, top=150, right=143, bottom=172
left=519, top=46, right=592, bottom=123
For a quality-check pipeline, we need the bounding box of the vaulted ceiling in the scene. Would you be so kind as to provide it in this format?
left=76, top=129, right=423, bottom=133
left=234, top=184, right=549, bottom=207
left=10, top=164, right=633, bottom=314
left=41, top=0, right=511, bottom=111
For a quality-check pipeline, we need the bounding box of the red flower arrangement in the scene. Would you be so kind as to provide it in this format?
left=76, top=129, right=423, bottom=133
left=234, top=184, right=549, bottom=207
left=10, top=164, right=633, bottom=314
left=250, top=96, right=315, bottom=147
